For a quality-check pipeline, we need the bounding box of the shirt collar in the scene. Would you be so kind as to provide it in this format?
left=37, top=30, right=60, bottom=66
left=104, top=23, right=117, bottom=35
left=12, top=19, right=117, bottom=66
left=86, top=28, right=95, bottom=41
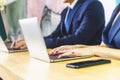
left=68, top=0, right=78, bottom=9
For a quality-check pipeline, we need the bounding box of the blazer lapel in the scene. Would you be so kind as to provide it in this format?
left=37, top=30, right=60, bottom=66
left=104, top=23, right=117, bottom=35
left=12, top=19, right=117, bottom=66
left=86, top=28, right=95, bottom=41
left=60, top=8, right=68, bottom=34
left=108, top=15, right=120, bottom=43
left=60, top=1, right=82, bottom=34
left=107, top=4, right=120, bottom=30
left=107, top=4, right=120, bottom=43
left=102, top=4, right=120, bottom=47
left=67, top=1, right=84, bottom=32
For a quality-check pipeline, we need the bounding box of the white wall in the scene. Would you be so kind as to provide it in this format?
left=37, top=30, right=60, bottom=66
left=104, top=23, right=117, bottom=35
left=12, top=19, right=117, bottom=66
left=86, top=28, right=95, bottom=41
left=99, top=0, right=116, bottom=25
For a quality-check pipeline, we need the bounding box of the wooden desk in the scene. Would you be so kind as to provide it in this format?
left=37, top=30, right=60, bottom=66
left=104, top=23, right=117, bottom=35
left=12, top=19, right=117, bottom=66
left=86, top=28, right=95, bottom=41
left=0, top=51, right=120, bottom=80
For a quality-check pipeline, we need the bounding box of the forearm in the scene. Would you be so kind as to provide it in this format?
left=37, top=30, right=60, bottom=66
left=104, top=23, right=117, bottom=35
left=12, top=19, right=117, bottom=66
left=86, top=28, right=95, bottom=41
left=73, top=44, right=90, bottom=48
left=93, top=46, right=120, bottom=60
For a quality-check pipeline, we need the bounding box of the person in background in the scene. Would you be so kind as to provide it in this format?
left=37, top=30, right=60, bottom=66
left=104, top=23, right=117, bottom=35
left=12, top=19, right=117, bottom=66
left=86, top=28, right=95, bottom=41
left=5, top=0, right=27, bottom=41
left=49, top=3, right=120, bottom=60
left=11, top=0, right=105, bottom=49
left=0, top=0, right=27, bottom=42
left=40, top=6, right=52, bottom=37
left=10, top=0, right=67, bottom=49
left=27, top=0, right=67, bottom=37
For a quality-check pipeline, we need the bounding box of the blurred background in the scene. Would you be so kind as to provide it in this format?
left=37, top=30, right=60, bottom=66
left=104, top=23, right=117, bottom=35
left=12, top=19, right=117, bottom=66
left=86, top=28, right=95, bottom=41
left=0, top=0, right=120, bottom=41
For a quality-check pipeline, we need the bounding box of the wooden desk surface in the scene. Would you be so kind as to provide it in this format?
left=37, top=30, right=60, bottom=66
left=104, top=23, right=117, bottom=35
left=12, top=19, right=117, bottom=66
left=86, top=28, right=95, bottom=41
left=0, top=51, right=120, bottom=80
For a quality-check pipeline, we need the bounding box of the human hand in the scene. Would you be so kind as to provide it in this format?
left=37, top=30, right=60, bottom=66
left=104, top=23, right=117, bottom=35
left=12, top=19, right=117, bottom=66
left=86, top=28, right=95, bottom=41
left=49, top=45, right=77, bottom=55
left=11, top=37, right=27, bottom=49
left=50, top=47, right=94, bottom=58
left=49, top=44, right=88, bottom=55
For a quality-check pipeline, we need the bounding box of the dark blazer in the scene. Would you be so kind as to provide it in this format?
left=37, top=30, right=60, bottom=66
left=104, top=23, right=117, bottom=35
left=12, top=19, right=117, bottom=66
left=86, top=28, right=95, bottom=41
left=44, top=0, right=105, bottom=48
left=0, top=12, right=7, bottom=41
left=102, top=3, right=120, bottom=48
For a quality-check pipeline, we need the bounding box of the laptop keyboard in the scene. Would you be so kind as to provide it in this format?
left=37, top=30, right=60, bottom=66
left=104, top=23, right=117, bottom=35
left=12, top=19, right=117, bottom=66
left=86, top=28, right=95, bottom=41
left=6, top=42, right=20, bottom=50
left=49, top=53, right=71, bottom=60
left=5, top=42, right=27, bottom=52
left=49, top=55, right=58, bottom=60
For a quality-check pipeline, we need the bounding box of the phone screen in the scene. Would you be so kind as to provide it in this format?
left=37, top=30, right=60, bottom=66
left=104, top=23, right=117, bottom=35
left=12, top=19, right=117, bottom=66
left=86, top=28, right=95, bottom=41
left=66, top=59, right=111, bottom=69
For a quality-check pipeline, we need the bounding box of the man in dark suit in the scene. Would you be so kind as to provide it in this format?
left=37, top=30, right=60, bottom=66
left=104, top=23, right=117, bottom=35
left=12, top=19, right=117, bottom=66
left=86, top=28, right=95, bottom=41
left=11, top=0, right=105, bottom=49
left=44, top=0, right=105, bottom=48
left=49, top=3, right=120, bottom=59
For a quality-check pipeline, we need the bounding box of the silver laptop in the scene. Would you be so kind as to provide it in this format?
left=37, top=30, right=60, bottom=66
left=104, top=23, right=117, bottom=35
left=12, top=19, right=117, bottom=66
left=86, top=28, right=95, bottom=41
left=19, top=17, right=91, bottom=63
left=0, top=36, right=27, bottom=53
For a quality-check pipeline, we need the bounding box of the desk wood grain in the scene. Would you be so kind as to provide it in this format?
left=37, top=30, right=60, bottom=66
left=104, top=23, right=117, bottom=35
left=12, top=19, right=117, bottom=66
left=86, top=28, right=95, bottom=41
left=0, top=51, right=120, bottom=80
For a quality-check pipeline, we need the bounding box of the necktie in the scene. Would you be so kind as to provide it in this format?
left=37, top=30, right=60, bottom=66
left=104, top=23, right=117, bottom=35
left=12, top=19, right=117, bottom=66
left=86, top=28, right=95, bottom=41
left=65, top=7, right=72, bottom=32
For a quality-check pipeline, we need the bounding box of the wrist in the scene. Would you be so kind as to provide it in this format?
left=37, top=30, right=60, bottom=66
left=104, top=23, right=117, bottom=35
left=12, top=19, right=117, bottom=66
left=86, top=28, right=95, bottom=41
left=74, top=44, right=87, bottom=48
left=75, top=48, right=95, bottom=57
left=90, top=46, right=101, bottom=56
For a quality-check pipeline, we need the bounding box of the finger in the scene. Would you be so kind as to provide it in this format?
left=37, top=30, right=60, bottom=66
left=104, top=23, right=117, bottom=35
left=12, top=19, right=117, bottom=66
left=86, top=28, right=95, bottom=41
left=51, top=46, right=70, bottom=55
left=20, top=44, right=27, bottom=49
left=13, top=41, right=25, bottom=49
left=11, top=39, right=24, bottom=48
left=16, top=39, right=24, bottom=43
left=57, top=53, right=69, bottom=58
left=50, top=48, right=61, bottom=55
left=49, top=49, right=67, bottom=56
left=10, top=41, right=16, bottom=48
left=49, top=45, right=73, bottom=55
left=56, top=50, right=68, bottom=53
left=49, top=49, right=57, bottom=55
left=57, top=51, right=73, bottom=58
left=49, top=50, right=62, bottom=55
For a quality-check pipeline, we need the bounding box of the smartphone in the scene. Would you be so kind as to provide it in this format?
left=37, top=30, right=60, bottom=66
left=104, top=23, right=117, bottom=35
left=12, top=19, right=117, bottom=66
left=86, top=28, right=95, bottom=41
left=66, top=59, right=111, bottom=69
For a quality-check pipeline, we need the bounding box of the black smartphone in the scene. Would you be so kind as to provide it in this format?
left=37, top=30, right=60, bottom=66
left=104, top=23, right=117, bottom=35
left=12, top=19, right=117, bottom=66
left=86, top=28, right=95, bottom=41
left=66, top=59, right=111, bottom=69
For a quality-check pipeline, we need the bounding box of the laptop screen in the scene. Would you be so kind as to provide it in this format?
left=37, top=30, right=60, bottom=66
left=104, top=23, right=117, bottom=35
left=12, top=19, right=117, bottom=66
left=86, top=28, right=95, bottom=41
left=19, top=17, right=50, bottom=62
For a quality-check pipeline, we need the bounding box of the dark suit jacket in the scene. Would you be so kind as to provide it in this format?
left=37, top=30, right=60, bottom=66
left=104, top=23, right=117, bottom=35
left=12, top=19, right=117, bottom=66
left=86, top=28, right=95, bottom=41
left=44, top=0, right=105, bottom=48
left=102, top=3, right=120, bottom=48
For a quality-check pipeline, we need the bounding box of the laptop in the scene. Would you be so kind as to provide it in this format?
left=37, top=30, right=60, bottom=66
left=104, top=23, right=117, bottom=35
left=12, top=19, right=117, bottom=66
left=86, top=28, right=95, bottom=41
left=19, top=17, right=91, bottom=63
left=0, top=9, right=27, bottom=53
left=0, top=36, right=27, bottom=53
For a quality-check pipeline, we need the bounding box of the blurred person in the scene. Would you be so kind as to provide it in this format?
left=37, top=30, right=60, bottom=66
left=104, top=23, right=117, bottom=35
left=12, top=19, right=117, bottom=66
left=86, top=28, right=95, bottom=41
left=44, top=0, right=105, bottom=48
left=27, top=0, right=67, bottom=36
left=11, top=0, right=105, bottom=49
left=49, top=3, right=120, bottom=60
left=4, top=0, right=27, bottom=41
left=0, top=0, right=27, bottom=42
